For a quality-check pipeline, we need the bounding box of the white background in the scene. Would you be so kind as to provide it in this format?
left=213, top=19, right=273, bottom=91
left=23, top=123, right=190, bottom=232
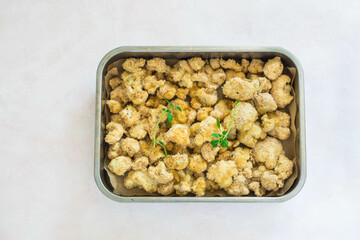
left=1, top=0, right=359, bottom=239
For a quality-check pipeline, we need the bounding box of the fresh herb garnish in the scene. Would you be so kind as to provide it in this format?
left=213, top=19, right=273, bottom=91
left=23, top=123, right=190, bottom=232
left=211, top=100, right=240, bottom=148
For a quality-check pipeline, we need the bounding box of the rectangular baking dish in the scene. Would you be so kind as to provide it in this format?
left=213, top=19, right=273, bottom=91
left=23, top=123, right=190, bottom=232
left=94, top=46, right=306, bottom=202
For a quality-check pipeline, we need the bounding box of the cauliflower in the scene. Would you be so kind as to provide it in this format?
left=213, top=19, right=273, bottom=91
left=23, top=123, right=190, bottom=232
left=110, top=85, right=130, bottom=104
left=197, top=107, right=213, bottom=121
left=226, top=70, right=246, bottom=80
left=108, top=156, right=132, bottom=176
left=122, top=58, right=146, bottom=73
left=176, top=88, right=189, bottom=100
left=263, top=57, right=283, bottom=80
left=248, top=181, right=266, bottom=197
left=261, top=171, right=279, bottom=191
left=196, top=88, right=218, bottom=106
left=164, top=124, right=190, bottom=146
left=238, top=122, right=266, bottom=148
left=109, top=76, right=121, bottom=89
left=174, top=170, right=193, bottom=195
left=146, top=57, right=168, bottom=73
left=241, top=59, right=250, bottom=73
left=253, top=137, right=284, bottom=169
left=275, top=155, right=293, bottom=180
left=127, top=88, right=149, bottom=105
left=251, top=165, right=267, bottom=181
left=233, top=102, right=258, bottom=132
left=207, top=160, right=238, bottom=188
left=248, top=59, right=264, bottom=74
left=132, top=156, right=149, bottom=171
left=178, top=72, right=193, bottom=89
left=253, top=93, right=277, bottom=114
left=200, top=142, right=219, bottom=162
left=119, top=105, right=140, bottom=127
left=124, top=170, right=158, bottom=193
left=210, top=69, right=227, bottom=85
left=270, top=75, right=294, bottom=108
left=222, top=115, right=237, bottom=140
left=210, top=99, right=232, bottom=121
left=158, top=181, right=175, bottom=195
left=223, top=77, right=259, bottom=101
left=178, top=60, right=194, bottom=74
left=129, top=121, right=148, bottom=140
left=190, top=98, right=202, bottom=110
left=225, top=173, right=250, bottom=196
left=157, top=82, right=177, bottom=100
left=220, top=58, right=242, bottom=71
left=256, top=77, right=272, bottom=93
left=192, top=177, right=206, bottom=197
left=105, top=122, right=124, bottom=144
left=231, top=147, right=251, bottom=170
left=148, top=161, right=174, bottom=184
left=263, top=111, right=291, bottom=140
left=149, top=145, right=165, bottom=164
left=188, top=57, right=205, bottom=71
left=107, top=142, right=123, bottom=159
left=188, top=154, right=207, bottom=173
left=142, top=75, right=165, bottom=94
left=210, top=58, right=220, bottom=69
left=120, top=138, right=140, bottom=157
left=194, top=116, right=218, bottom=146
left=164, top=153, right=189, bottom=170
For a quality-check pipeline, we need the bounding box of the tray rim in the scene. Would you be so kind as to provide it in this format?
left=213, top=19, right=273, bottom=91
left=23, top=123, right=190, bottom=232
left=94, top=46, right=306, bottom=203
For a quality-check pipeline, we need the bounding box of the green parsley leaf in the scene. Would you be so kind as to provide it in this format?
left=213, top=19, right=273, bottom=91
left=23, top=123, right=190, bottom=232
left=211, top=140, right=219, bottom=147
left=221, top=141, right=228, bottom=148
left=175, top=106, right=182, bottom=112
left=211, top=133, right=220, bottom=138
left=216, top=118, right=221, bottom=129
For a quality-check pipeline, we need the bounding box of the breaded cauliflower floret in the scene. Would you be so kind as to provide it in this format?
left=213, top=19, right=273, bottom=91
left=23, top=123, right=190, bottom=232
left=248, top=59, right=264, bottom=74
left=194, top=116, right=218, bottom=146
left=225, top=173, right=250, bottom=196
left=107, top=142, right=123, bottom=159
left=223, top=77, right=259, bottom=101
left=120, top=138, right=140, bottom=157
left=119, top=105, right=140, bottom=127
left=105, top=122, right=124, bottom=144
left=253, top=77, right=272, bottom=93
left=207, top=160, right=238, bottom=188
left=109, top=76, right=121, bottom=89
left=106, top=100, right=122, bottom=113
left=146, top=57, right=168, bottom=73
left=270, top=75, right=294, bottom=108
left=188, top=154, right=207, bottom=173
left=157, top=82, right=177, bottom=100
left=263, top=57, right=283, bottom=80
left=158, top=181, right=174, bottom=195
left=164, top=124, right=190, bottom=146
left=110, top=85, right=130, bottom=104
left=148, top=161, right=174, bottom=184
left=129, top=121, right=148, bottom=140
left=253, top=93, right=277, bottom=114
left=196, top=107, right=213, bottom=121
left=241, top=59, right=250, bottom=73
left=210, top=99, right=232, bottom=121
left=249, top=181, right=266, bottom=197
left=169, top=99, right=196, bottom=126
left=261, top=171, right=279, bottom=191
left=263, top=111, right=291, bottom=140
left=220, top=58, right=242, bottom=71
left=231, top=147, right=251, bottom=170
left=176, top=88, right=189, bottom=100
left=132, top=156, right=149, bottom=171
left=253, top=137, right=284, bottom=169
left=174, top=170, right=193, bottom=195
left=211, top=69, right=227, bottom=85
left=124, top=170, right=158, bottom=193
left=149, top=145, right=165, bottom=164
left=196, top=88, right=218, bottom=107
left=210, top=58, right=220, bottom=69
left=192, top=177, right=206, bottom=197
left=164, top=153, right=189, bottom=170
left=238, top=122, right=266, bottom=148
left=190, top=98, right=202, bottom=110
left=226, top=70, right=246, bottom=80
left=275, top=155, right=294, bottom=180
left=252, top=165, right=267, bottom=181
left=201, top=142, right=220, bottom=162
left=108, top=156, right=132, bottom=176
left=178, top=72, right=193, bottom=89
left=142, top=75, right=165, bottom=94
left=122, top=58, right=146, bottom=73
left=188, top=57, right=205, bottom=71
left=222, top=114, right=237, bottom=140
left=233, top=102, right=258, bottom=132
left=178, top=60, right=194, bottom=74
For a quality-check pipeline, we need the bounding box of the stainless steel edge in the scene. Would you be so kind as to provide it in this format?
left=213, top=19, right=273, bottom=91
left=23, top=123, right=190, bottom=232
left=94, top=46, right=306, bottom=203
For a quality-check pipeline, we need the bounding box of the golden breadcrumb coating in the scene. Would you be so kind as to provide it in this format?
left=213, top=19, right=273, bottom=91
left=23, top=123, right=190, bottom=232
left=164, top=153, right=189, bottom=170
left=201, top=142, right=220, bottom=162
left=233, top=102, right=258, bottom=132
left=192, top=177, right=206, bottom=196
left=248, top=59, right=264, bottom=74
left=109, top=76, right=121, bottom=89
left=188, top=57, right=205, bottom=71
left=176, top=88, right=189, bottom=100
left=270, top=75, right=293, bottom=108
left=188, top=154, right=207, bottom=173
left=210, top=99, right=233, bottom=121
left=129, top=121, right=148, bottom=140
left=196, top=88, right=218, bottom=106
left=253, top=137, right=284, bottom=169
left=119, top=105, right=140, bottom=127
left=220, top=58, right=242, bottom=71
left=263, top=57, right=283, bottom=80
left=132, top=156, right=149, bottom=171
left=120, top=138, right=140, bottom=157
left=261, top=171, right=279, bottom=191
left=123, top=58, right=146, bottom=73
left=241, top=59, right=250, bottom=73
left=194, top=116, right=218, bottom=146
left=253, top=93, right=277, bottom=114
left=158, top=181, right=175, bottom=195
left=238, top=122, right=266, bottom=148
left=196, top=107, right=213, bottom=121
left=148, top=161, right=174, bottom=184
left=249, top=181, right=266, bottom=197
left=231, top=147, right=251, bottom=170
left=157, top=82, right=177, bottom=100
left=110, top=85, right=130, bottom=104
left=207, top=160, right=238, bottom=188
left=108, top=142, right=123, bottom=159
left=225, top=173, right=250, bottom=196
left=223, top=77, right=259, bottom=101
left=146, top=58, right=168, bottom=73
left=142, top=75, right=165, bottom=94
left=164, top=124, right=190, bottom=146
left=210, top=58, right=221, bottom=69
left=124, top=170, right=158, bottom=193
left=226, top=70, right=246, bottom=80
left=265, top=111, right=291, bottom=140
left=108, top=156, right=132, bottom=176
left=105, top=122, right=124, bottom=144
left=275, top=155, right=293, bottom=180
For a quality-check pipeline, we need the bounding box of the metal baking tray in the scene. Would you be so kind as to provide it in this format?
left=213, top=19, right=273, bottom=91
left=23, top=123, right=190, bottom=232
left=94, top=46, right=306, bottom=202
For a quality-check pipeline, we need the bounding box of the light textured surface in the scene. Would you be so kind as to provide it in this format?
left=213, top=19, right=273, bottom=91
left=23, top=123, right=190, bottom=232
left=1, top=0, right=360, bottom=239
